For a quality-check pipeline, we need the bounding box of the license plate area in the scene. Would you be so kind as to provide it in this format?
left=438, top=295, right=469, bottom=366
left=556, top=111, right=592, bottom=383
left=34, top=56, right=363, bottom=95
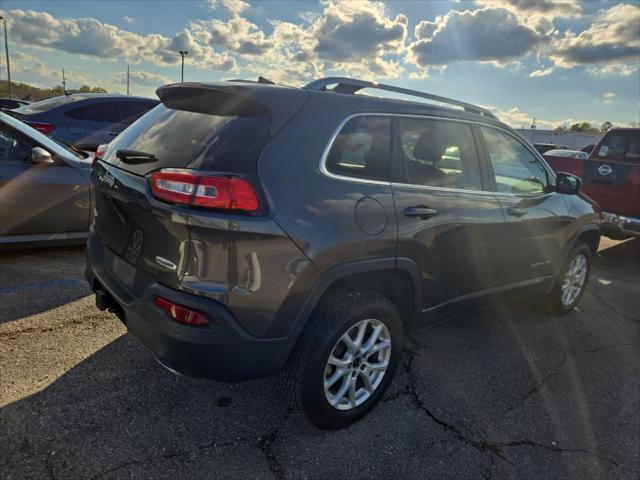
left=108, top=252, right=136, bottom=289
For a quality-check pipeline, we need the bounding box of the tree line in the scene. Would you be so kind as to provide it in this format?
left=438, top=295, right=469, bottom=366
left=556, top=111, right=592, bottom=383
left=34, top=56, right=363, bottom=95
left=0, top=81, right=108, bottom=102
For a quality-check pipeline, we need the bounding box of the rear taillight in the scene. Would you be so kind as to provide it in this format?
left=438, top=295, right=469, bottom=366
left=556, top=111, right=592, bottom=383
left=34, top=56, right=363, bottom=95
left=154, top=297, right=210, bottom=326
left=92, top=144, right=108, bottom=168
left=26, top=121, right=56, bottom=134
left=149, top=169, right=259, bottom=212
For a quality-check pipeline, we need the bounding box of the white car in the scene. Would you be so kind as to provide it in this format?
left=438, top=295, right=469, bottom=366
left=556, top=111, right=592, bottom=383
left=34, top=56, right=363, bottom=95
left=544, top=149, right=589, bottom=159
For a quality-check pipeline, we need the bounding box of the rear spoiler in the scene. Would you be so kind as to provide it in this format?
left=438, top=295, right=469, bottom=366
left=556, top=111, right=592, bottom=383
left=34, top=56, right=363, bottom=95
left=156, top=82, right=307, bottom=135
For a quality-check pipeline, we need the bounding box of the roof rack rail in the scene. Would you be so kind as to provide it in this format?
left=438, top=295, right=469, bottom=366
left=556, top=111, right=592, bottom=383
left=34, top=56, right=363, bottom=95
left=304, top=77, right=497, bottom=120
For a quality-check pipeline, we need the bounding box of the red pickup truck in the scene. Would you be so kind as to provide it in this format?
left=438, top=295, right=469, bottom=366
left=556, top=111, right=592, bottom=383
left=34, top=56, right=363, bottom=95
left=544, top=128, right=640, bottom=240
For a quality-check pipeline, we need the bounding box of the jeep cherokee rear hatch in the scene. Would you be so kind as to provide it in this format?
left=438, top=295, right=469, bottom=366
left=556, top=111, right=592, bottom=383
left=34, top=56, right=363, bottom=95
left=91, top=82, right=307, bottom=293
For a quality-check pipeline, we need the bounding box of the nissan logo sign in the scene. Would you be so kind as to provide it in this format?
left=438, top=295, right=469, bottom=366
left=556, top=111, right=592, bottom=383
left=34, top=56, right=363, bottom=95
left=598, top=164, right=612, bottom=176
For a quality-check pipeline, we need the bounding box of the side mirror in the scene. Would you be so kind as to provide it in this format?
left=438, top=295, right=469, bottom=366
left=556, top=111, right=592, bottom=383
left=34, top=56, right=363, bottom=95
left=556, top=172, right=581, bottom=195
left=31, top=147, right=54, bottom=164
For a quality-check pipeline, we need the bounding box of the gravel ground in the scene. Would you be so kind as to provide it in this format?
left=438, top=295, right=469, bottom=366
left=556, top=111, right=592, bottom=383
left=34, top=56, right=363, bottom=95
left=1, top=238, right=638, bottom=479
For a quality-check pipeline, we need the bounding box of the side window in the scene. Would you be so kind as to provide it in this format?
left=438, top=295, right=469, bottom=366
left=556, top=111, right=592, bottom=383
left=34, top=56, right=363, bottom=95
left=326, top=116, right=391, bottom=181
left=64, top=104, right=99, bottom=121
left=595, top=132, right=627, bottom=162
left=93, top=102, right=125, bottom=123
left=480, top=126, right=549, bottom=195
left=624, top=133, right=640, bottom=163
left=398, top=118, right=482, bottom=190
left=0, top=127, right=34, bottom=164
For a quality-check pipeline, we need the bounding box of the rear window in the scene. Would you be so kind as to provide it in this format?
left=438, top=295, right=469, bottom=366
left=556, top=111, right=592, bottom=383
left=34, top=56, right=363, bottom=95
left=102, top=104, right=272, bottom=176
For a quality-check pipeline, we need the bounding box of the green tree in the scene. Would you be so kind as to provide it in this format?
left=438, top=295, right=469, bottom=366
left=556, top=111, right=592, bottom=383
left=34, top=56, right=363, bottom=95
left=554, top=125, right=568, bottom=132
left=569, top=122, right=598, bottom=132
left=600, top=121, right=613, bottom=132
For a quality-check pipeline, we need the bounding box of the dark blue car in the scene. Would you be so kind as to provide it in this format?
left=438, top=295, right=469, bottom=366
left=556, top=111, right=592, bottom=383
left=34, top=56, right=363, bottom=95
left=9, top=94, right=159, bottom=151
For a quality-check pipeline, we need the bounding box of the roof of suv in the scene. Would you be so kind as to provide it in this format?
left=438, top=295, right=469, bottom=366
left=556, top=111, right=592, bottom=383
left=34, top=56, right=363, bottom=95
left=158, top=77, right=506, bottom=130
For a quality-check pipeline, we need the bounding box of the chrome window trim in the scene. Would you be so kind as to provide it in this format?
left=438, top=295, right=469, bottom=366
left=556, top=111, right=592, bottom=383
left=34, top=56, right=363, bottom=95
left=318, top=112, right=557, bottom=197
left=389, top=182, right=497, bottom=197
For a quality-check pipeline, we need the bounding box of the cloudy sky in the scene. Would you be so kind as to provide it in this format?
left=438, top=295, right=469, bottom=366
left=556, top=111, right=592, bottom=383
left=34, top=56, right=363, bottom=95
left=1, top=0, right=639, bottom=129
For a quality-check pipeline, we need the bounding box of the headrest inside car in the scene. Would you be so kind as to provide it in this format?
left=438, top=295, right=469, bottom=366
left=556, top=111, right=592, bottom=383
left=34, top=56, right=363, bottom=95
left=413, top=131, right=445, bottom=162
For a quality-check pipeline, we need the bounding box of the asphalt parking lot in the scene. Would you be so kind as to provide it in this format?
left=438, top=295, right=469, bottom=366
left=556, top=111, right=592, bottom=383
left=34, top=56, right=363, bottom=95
left=0, top=238, right=638, bottom=479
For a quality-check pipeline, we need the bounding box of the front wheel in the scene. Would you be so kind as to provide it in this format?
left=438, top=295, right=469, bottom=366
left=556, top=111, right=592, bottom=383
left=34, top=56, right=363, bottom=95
left=547, top=242, right=592, bottom=315
left=291, top=289, right=404, bottom=429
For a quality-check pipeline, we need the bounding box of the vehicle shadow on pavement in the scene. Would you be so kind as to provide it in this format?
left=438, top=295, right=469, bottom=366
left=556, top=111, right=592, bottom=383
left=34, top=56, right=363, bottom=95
left=0, top=246, right=90, bottom=324
left=0, top=240, right=638, bottom=479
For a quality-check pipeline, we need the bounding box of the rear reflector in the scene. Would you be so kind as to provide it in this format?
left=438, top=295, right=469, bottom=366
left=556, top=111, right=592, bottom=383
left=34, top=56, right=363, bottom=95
left=149, top=169, right=259, bottom=212
left=154, top=297, right=210, bottom=326
left=26, top=121, right=56, bottom=134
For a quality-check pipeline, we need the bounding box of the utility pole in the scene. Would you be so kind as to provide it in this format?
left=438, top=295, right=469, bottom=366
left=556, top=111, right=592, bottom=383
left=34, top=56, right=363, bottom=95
left=179, top=51, right=188, bottom=82
left=126, top=65, right=130, bottom=95
left=0, top=16, right=12, bottom=99
left=62, top=69, right=66, bottom=94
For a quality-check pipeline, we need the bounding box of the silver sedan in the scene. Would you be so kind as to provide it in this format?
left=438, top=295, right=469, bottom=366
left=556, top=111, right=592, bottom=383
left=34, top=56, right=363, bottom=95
left=0, top=111, right=93, bottom=248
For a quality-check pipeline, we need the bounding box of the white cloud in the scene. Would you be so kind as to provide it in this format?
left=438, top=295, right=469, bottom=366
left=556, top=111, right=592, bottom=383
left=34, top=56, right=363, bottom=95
left=587, top=64, right=638, bottom=77
left=123, top=16, right=136, bottom=24
left=3, top=9, right=238, bottom=72
left=250, top=0, right=409, bottom=81
left=603, top=91, right=617, bottom=104
left=550, top=3, right=640, bottom=68
left=191, top=14, right=272, bottom=56
left=408, top=8, right=545, bottom=67
left=474, top=0, right=583, bottom=20
left=208, top=0, right=250, bottom=14
left=529, top=66, right=554, bottom=77
left=12, top=50, right=53, bottom=77
left=111, top=70, right=172, bottom=88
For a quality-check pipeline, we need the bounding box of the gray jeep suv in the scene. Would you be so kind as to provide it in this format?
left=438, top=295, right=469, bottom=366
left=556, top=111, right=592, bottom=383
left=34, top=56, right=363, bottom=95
left=86, top=78, right=600, bottom=429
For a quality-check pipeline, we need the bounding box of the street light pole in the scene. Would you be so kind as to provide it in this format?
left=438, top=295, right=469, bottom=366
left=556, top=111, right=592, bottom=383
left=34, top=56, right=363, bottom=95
left=179, top=51, right=188, bottom=82
left=0, top=16, right=12, bottom=99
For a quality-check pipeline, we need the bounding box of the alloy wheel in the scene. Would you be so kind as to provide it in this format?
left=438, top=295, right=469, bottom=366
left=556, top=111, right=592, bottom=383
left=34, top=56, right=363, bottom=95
left=323, top=318, right=392, bottom=411
left=561, top=253, right=588, bottom=306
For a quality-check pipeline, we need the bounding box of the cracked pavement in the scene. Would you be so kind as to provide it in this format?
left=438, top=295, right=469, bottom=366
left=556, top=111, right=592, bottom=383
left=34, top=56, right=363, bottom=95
left=1, top=238, right=639, bottom=479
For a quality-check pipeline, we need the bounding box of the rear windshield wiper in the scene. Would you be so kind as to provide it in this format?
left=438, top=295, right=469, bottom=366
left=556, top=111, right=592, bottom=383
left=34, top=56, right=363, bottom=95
left=116, top=149, right=157, bottom=164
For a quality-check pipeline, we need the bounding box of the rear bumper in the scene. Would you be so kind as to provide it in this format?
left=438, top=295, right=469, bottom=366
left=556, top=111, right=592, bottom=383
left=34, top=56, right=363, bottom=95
left=601, top=212, right=640, bottom=239
left=85, top=233, right=293, bottom=382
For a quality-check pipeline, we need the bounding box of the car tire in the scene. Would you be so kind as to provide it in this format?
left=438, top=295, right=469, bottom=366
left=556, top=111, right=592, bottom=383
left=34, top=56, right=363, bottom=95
left=547, top=242, right=592, bottom=315
left=288, top=288, right=404, bottom=430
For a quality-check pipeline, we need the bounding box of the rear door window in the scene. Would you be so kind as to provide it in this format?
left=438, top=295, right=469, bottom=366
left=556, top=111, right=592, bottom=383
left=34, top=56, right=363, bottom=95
left=101, top=104, right=272, bottom=176
left=325, top=116, right=391, bottom=181
left=397, top=117, right=482, bottom=190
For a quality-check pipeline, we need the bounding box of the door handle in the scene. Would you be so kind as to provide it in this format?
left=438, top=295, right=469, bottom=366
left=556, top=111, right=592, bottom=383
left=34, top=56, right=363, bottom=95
left=404, top=206, right=438, bottom=219
left=507, top=206, right=527, bottom=217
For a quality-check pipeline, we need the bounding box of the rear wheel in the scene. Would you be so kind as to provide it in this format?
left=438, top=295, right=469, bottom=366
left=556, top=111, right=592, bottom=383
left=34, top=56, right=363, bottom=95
left=547, top=242, right=592, bottom=315
left=290, top=289, right=403, bottom=429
